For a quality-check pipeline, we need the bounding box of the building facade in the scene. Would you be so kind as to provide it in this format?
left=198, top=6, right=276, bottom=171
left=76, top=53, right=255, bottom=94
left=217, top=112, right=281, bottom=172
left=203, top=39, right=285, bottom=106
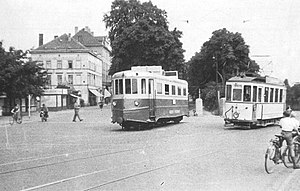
left=31, top=27, right=111, bottom=110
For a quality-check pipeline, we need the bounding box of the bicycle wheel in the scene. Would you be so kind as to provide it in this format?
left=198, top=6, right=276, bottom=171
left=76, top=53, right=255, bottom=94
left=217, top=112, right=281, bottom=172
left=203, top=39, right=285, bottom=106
left=265, top=145, right=279, bottom=174
left=9, top=116, right=14, bottom=125
left=16, top=116, right=22, bottom=124
left=294, top=143, right=300, bottom=164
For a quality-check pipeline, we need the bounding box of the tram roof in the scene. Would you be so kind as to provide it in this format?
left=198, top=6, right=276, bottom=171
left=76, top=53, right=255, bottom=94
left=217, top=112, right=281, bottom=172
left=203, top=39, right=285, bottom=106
left=227, top=75, right=284, bottom=85
left=112, top=66, right=187, bottom=83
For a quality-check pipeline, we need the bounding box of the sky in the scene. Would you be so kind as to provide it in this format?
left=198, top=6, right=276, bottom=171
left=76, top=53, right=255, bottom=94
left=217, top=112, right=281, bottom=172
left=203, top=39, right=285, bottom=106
left=1, top=0, right=300, bottom=84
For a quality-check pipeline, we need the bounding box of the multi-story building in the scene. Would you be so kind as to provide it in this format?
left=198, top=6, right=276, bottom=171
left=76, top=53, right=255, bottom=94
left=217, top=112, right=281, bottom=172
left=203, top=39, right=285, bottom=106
left=31, top=27, right=111, bottom=110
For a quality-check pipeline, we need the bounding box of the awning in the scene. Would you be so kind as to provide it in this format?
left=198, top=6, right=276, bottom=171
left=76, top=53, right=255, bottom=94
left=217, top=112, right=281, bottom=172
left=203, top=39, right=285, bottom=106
left=70, top=94, right=80, bottom=98
left=104, top=89, right=111, bottom=98
left=89, top=89, right=102, bottom=97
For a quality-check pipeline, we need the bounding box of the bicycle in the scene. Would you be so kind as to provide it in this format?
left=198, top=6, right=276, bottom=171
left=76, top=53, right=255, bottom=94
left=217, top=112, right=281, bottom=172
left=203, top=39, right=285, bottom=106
left=9, top=112, right=22, bottom=125
left=264, top=134, right=289, bottom=174
left=282, top=132, right=300, bottom=168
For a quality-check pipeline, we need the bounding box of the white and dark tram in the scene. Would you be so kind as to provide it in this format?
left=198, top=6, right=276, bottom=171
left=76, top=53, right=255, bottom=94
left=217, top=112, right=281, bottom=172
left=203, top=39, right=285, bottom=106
left=111, top=66, right=189, bottom=130
left=223, top=75, right=286, bottom=128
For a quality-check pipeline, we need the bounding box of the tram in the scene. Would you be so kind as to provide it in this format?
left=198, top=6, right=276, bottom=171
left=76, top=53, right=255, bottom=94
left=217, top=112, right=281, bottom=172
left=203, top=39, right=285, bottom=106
left=111, top=66, right=189, bottom=130
left=223, top=74, right=286, bottom=128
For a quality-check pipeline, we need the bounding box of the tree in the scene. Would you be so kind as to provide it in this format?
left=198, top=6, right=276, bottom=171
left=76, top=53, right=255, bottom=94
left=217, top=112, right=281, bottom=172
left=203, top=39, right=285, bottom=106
left=0, top=44, right=47, bottom=108
left=103, top=0, right=185, bottom=77
left=187, top=28, right=260, bottom=98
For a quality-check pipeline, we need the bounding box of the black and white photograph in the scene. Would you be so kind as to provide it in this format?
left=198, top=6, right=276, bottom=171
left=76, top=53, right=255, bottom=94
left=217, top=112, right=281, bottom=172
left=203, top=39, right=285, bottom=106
left=1, top=0, right=300, bottom=190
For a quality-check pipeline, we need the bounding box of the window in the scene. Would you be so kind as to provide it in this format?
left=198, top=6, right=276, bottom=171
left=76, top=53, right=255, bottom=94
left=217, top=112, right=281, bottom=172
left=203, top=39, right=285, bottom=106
left=149, top=79, right=153, bottom=94
left=119, top=79, right=123, bottom=94
left=243, top=85, right=251, bottom=102
left=270, top=88, right=274, bottom=102
left=275, top=89, right=279, bottom=102
left=68, top=75, right=73, bottom=85
left=141, top=79, right=146, bottom=94
left=258, top=88, right=262, bottom=102
left=115, top=80, right=119, bottom=95
left=125, top=79, right=131, bottom=94
left=264, top=87, right=269, bottom=102
left=57, top=75, right=62, bottom=85
left=57, top=60, right=62, bottom=69
left=178, top=87, right=181, bottom=96
left=253, top=86, right=257, bottom=102
left=46, top=60, right=51, bottom=68
left=172, top=85, right=176, bottom=95
left=157, top=83, right=162, bottom=94
left=233, top=89, right=242, bottom=101
left=132, top=79, right=138, bottom=94
left=68, top=60, right=73, bottom=68
left=226, top=85, right=232, bottom=101
left=46, top=75, right=51, bottom=87
left=279, top=89, right=283, bottom=102
left=183, top=88, right=187, bottom=96
left=165, top=84, right=169, bottom=95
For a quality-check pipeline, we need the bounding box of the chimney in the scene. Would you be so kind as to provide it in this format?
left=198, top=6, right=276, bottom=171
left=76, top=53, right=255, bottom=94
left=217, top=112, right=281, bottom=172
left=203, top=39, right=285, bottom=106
left=39, top=34, right=43, bottom=46
left=54, top=35, right=58, bottom=39
left=75, top=26, right=78, bottom=34
left=68, top=33, right=71, bottom=41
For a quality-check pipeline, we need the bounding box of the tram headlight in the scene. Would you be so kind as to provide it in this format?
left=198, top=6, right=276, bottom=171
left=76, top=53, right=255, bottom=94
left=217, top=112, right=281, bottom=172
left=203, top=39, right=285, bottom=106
left=134, top=100, right=140, bottom=106
left=112, top=101, right=117, bottom=106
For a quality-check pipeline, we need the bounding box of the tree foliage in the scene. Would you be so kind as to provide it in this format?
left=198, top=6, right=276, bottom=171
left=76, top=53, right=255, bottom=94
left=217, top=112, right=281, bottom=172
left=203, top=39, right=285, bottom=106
left=0, top=43, right=47, bottom=103
left=187, top=28, right=260, bottom=98
left=103, top=0, right=185, bottom=76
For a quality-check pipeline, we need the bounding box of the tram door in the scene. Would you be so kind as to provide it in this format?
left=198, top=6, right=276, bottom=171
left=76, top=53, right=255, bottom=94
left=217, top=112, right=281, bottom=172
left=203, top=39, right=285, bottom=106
left=148, top=79, right=155, bottom=119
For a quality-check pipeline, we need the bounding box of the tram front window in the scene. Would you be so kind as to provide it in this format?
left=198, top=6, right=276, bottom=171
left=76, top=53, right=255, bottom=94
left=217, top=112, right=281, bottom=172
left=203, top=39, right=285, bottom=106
left=226, top=85, right=232, bottom=101
left=233, top=89, right=242, bottom=101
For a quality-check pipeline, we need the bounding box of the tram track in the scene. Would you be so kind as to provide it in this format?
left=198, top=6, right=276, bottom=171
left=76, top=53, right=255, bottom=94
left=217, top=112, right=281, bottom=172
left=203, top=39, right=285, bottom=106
left=1, top=123, right=241, bottom=176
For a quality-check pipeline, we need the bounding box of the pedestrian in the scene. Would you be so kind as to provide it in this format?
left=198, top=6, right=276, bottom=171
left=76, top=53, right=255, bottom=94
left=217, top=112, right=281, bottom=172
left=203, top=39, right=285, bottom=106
left=99, top=97, right=104, bottom=110
left=279, top=110, right=300, bottom=169
left=73, top=98, right=83, bottom=122
left=40, top=104, right=49, bottom=119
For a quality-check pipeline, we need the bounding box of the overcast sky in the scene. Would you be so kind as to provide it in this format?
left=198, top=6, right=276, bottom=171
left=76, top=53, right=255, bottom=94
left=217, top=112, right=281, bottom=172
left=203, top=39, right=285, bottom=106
left=1, top=0, right=299, bottom=84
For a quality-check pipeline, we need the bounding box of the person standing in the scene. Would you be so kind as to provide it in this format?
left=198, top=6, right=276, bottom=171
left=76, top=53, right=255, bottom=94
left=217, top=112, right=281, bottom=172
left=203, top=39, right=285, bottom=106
left=40, top=104, right=49, bottom=121
left=279, top=110, right=300, bottom=169
left=73, top=98, right=83, bottom=122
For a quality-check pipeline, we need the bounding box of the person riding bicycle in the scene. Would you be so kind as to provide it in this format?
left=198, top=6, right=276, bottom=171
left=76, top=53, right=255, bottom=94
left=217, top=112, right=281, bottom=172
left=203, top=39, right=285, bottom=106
left=279, top=110, right=300, bottom=169
left=11, top=104, right=20, bottom=121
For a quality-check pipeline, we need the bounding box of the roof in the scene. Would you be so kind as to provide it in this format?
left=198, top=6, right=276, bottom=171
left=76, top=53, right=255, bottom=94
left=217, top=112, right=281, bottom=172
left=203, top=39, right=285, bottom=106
left=31, top=34, right=89, bottom=53
left=72, top=29, right=103, bottom=47
left=227, top=75, right=284, bottom=86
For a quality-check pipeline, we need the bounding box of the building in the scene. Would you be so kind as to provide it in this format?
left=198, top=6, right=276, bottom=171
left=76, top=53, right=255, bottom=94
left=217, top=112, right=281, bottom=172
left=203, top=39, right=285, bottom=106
left=30, top=27, right=111, bottom=110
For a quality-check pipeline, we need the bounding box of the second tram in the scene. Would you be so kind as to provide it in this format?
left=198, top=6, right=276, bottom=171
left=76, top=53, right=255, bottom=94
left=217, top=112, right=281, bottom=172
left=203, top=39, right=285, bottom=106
left=111, top=66, right=189, bottom=130
left=223, top=74, right=286, bottom=128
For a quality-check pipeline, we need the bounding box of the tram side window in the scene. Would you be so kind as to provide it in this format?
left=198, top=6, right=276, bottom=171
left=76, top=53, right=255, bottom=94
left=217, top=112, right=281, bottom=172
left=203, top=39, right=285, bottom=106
left=141, top=79, right=146, bottom=94
left=243, top=85, right=251, bottom=102
left=157, top=83, right=162, bottom=94
left=132, top=79, right=138, bottom=94
left=165, top=84, right=169, bottom=95
left=115, top=79, right=119, bottom=95
left=253, top=86, right=257, bottom=102
left=279, top=89, right=283, bottom=102
left=172, top=85, right=176, bottom=95
left=264, top=87, right=269, bottom=102
left=119, top=79, right=123, bottom=94
left=233, top=89, right=242, bottom=101
left=183, top=88, right=187, bottom=96
left=178, top=87, right=181, bottom=95
left=275, top=88, right=279, bottom=102
left=270, top=88, right=274, bottom=102
left=258, top=88, right=262, bottom=102
left=226, top=85, right=232, bottom=101
left=125, top=79, right=131, bottom=94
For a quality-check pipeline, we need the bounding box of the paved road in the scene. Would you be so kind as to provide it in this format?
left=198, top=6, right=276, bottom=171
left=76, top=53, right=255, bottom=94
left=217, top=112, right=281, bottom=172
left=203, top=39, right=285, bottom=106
left=0, top=105, right=300, bottom=191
